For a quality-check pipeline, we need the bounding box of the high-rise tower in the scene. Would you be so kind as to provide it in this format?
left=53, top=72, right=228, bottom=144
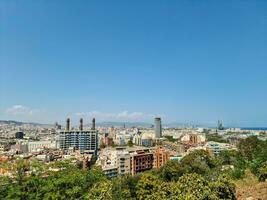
left=154, top=118, right=162, bottom=138
left=217, top=120, right=224, bottom=130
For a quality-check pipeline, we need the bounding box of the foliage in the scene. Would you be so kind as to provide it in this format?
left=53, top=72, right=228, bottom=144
left=1, top=136, right=267, bottom=199
left=164, top=136, right=177, bottom=142
left=159, top=150, right=218, bottom=182
left=0, top=161, right=106, bottom=200
left=111, top=175, right=135, bottom=200
left=136, top=173, right=162, bottom=200
left=229, top=168, right=245, bottom=180
left=217, top=150, right=246, bottom=179
left=127, top=140, right=134, bottom=147
left=179, top=150, right=216, bottom=174
left=159, top=160, right=182, bottom=181
left=238, top=136, right=263, bottom=161
left=238, top=136, right=267, bottom=177
left=258, top=161, right=267, bottom=182
left=136, top=173, right=236, bottom=200
left=210, top=175, right=236, bottom=200
left=175, top=173, right=216, bottom=200
left=218, top=150, right=239, bottom=166
left=90, top=155, right=98, bottom=166
left=88, top=180, right=113, bottom=200
left=206, top=134, right=229, bottom=143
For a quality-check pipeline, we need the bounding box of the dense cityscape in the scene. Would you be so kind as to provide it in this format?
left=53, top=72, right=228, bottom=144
left=1, top=0, right=267, bottom=199
left=0, top=118, right=267, bottom=199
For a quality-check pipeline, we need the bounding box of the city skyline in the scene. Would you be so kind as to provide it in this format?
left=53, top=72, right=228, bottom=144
left=1, top=1, right=267, bottom=127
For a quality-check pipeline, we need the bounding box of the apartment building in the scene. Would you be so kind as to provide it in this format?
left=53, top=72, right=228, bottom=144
left=130, top=150, right=154, bottom=175
left=153, top=147, right=175, bottom=169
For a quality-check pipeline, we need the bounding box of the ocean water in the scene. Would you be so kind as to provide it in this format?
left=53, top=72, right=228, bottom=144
left=241, top=127, right=267, bottom=131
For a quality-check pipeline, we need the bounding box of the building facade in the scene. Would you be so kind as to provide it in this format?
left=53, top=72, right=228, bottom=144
left=154, top=118, right=162, bottom=138
left=117, top=151, right=131, bottom=175
left=130, top=150, right=154, bottom=175
left=59, top=130, right=98, bottom=155
left=28, top=141, right=56, bottom=153
left=102, top=166, right=118, bottom=178
left=181, top=133, right=206, bottom=145
left=153, top=147, right=174, bottom=169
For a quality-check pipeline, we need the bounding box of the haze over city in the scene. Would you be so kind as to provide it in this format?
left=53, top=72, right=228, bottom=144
left=1, top=1, right=267, bottom=127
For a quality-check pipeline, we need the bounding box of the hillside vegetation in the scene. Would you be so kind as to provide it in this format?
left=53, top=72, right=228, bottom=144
left=0, top=136, right=266, bottom=200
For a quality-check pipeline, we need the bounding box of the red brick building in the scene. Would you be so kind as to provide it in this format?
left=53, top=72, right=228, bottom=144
left=130, top=150, right=153, bottom=175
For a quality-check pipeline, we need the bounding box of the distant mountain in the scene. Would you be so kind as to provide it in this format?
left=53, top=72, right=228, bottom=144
left=0, top=120, right=24, bottom=125
left=0, top=120, right=53, bottom=128
left=91, top=121, right=153, bottom=128
left=96, top=122, right=195, bottom=128
left=0, top=120, right=204, bottom=129
left=0, top=120, right=152, bottom=128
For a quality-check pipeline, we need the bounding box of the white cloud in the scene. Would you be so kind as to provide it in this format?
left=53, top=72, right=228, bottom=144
left=75, top=111, right=164, bottom=122
left=6, top=105, right=40, bottom=116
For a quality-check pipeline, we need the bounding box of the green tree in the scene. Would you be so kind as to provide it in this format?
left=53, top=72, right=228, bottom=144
left=175, top=173, right=217, bottom=200
left=90, top=155, right=98, bottom=167
left=229, top=168, right=245, bottom=179
left=218, top=150, right=239, bottom=166
left=210, top=175, right=236, bottom=200
left=87, top=180, right=113, bottom=200
left=112, top=174, right=139, bottom=199
left=41, top=169, right=86, bottom=199
left=217, top=150, right=246, bottom=179
left=238, top=136, right=262, bottom=161
left=159, top=160, right=182, bottom=181
left=164, top=136, right=177, bottom=142
left=206, top=134, right=229, bottom=143
left=136, top=173, right=162, bottom=200
left=111, top=176, right=132, bottom=200
left=160, top=150, right=220, bottom=182
left=180, top=150, right=216, bottom=175
left=258, top=161, right=267, bottom=182
left=127, top=140, right=134, bottom=147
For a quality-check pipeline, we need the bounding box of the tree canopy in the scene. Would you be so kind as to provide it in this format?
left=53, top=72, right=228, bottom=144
left=0, top=136, right=266, bottom=199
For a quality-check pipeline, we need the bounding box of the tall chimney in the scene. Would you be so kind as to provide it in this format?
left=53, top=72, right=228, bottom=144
left=92, top=118, right=96, bottom=130
left=79, top=118, right=83, bottom=131
left=66, top=118, right=70, bottom=131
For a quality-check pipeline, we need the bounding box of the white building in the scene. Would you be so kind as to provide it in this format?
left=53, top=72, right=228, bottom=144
left=205, top=142, right=236, bottom=156
left=116, top=150, right=131, bottom=175
left=181, top=133, right=206, bottom=144
left=133, top=131, right=154, bottom=147
left=28, top=141, right=56, bottom=153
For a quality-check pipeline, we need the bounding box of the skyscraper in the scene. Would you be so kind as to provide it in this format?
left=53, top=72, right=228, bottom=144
left=217, top=120, right=224, bottom=130
left=154, top=117, right=162, bottom=138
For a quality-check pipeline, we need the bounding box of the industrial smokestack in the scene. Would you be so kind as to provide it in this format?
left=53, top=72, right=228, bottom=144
left=66, top=118, right=70, bottom=131
left=79, top=118, right=83, bottom=131
left=92, top=118, right=96, bottom=130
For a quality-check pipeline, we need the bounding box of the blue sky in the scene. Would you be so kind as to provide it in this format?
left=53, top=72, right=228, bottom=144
left=0, top=0, right=267, bottom=126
